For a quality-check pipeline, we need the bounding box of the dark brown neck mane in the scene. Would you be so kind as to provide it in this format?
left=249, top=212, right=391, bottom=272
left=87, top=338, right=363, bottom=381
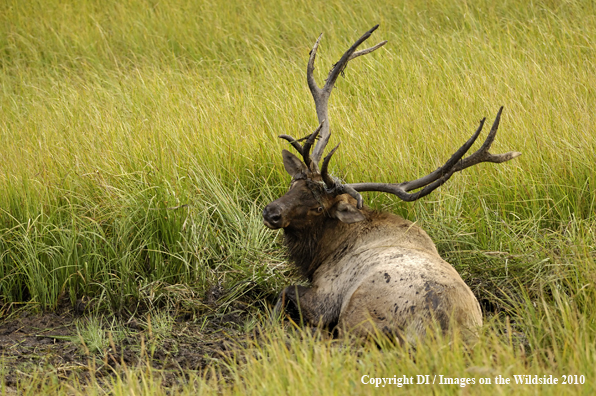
left=283, top=208, right=376, bottom=280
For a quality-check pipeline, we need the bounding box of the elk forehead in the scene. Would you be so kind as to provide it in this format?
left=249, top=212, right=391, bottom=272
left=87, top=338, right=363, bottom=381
left=284, top=179, right=329, bottom=206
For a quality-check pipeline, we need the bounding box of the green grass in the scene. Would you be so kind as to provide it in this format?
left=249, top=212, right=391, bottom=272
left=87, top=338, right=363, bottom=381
left=1, top=0, right=595, bottom=394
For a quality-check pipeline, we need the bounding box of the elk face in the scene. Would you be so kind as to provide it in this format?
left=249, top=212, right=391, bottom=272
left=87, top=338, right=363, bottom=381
left=263, top=150, right=365, bottom=230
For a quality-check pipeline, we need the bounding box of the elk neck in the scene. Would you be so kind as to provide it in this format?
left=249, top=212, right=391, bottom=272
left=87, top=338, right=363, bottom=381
left=282, top=207, right=376, bottom=280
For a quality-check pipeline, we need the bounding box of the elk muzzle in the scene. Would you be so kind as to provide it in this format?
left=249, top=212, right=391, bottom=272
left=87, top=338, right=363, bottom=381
left=263, top=201, right=287, bottom=229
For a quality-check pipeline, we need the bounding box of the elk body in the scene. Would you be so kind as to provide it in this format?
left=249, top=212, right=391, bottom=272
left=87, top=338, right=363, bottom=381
left=263, top=26, right=520, bottom=343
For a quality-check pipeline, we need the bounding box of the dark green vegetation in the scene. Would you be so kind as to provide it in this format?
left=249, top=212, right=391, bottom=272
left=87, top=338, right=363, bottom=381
left=1, top=0, right=595, bottom=394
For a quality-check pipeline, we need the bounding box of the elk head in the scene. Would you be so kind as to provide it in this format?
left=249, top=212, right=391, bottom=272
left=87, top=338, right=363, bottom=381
left=262, top=131, right=366, bottom=231
left=263, top=25, right=521, bottom=232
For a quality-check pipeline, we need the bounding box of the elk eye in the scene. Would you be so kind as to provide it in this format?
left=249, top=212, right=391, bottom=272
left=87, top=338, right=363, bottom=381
left=317, top=206, right=324, bottom=213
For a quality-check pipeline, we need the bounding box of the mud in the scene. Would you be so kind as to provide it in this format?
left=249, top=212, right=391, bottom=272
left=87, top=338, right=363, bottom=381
left=0, top=292, right=252, bottom=389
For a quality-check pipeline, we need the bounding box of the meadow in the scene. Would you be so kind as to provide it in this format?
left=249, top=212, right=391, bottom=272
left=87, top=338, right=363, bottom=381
left=0, top=0, right=595, bottom=394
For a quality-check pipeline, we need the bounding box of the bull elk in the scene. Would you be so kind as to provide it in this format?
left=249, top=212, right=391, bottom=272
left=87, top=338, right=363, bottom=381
left=263, top=25, right=521, bottom=343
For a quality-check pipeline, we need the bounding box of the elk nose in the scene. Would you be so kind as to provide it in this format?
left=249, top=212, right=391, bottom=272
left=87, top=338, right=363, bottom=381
left=263, top=204, right=283, bottom=229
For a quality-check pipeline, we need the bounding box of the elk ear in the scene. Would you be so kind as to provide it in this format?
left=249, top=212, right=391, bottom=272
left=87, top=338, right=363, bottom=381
left=332, top=201, right=366, bottom=224
left=282, top=149, right=308, bottom=178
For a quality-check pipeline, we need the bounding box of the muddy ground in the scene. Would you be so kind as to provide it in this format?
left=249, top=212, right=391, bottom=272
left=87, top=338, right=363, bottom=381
left=0, top=290, right=255, bottom=390
left=0, top=281, right=517, bottom=392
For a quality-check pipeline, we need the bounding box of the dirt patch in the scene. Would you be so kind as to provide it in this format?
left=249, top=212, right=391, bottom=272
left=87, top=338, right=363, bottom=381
left=0, top=293, right=254, bottom=389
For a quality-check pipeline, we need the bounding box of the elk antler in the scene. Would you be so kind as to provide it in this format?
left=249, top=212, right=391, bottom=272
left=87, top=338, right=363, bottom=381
left=344, top=107, right=522, bottom=204
left=307, top=25, right=387, bottom=171
left=278, top=27, right=520, bottom=209
left=278, top=121, right=324, bottom=170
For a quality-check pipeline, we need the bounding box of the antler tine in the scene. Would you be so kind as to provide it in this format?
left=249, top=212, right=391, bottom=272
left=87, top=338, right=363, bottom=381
left=342, top=185, right=364, bottom=209
left=399, top=116, right=486, bottom=193
left=306, top=33, right=324, bottom=100
left=307, top=25, right=387, bottom=171
left=323, top=25, right=385, bottom=95
left=346, top=108, right=521, bottom=202
left=278, top=134, right=304, bottom=155
left=320, top=143, right=340, bottom=188
left=348, top=40, right=388, bottom=62
left=278, top=121, right=325, bottom=168
left=449, top=106, right=522, bottom=172
left=301, top=121, right=324, bottom=169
